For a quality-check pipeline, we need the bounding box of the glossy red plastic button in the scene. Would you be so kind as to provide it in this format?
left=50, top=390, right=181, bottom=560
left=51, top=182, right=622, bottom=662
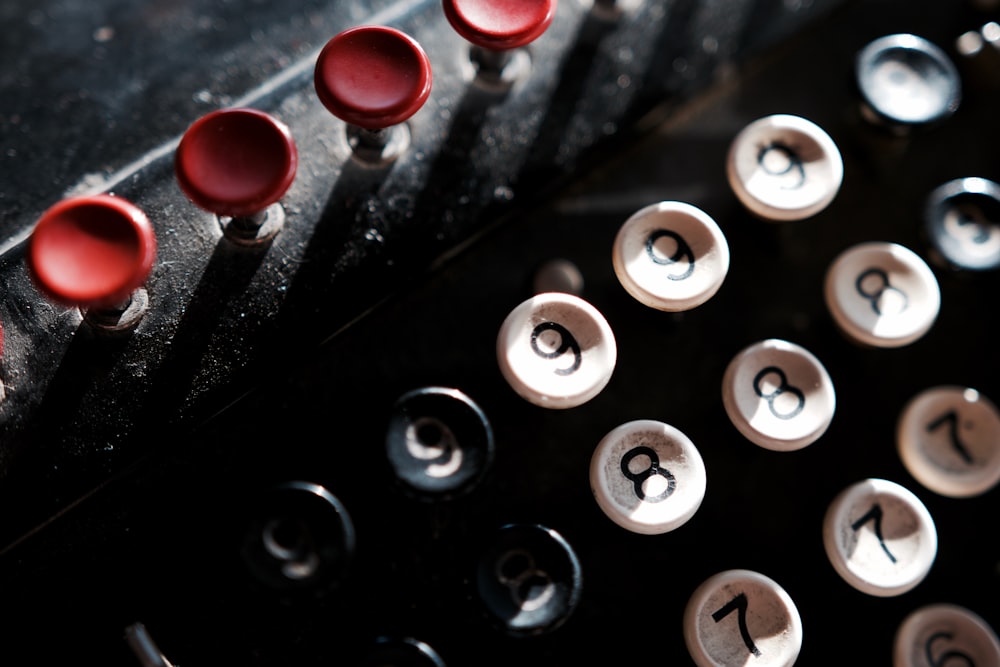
left=314, top=26, right=432, bottom=131
left=175, top=108, right=298, bottom=219
left=28, top=194, right=157, bottom=309
left=443, top=0, right=557, bottom=51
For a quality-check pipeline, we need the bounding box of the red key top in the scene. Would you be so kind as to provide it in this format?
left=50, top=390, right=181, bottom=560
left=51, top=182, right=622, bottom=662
left=314, top=26, right=432, bottom=131
left=175, top=107, right=298, bottom=221
left=443, top=0, right=557, bottom=51
left=28, top=194, right=157, bottom=312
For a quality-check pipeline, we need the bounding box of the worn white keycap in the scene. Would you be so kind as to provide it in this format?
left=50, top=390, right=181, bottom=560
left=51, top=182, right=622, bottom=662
left=894, top=603, right=1000, bottom=667
left=612, top=201, right=730, bottom=311
left=823, top=478, right=937, bottom=597
left=590, top=419, right=707, bottom=534
left=684, top=569, right=803, bottom=667
left=721, top=339, right=836, bottom=451
left=824, top=241, right=940, bottom=348
left=897, top=385, right=1000, bottom=498
left=727, top=114, right=843, bottom=221
left=497, top=292, right=616, bottom=409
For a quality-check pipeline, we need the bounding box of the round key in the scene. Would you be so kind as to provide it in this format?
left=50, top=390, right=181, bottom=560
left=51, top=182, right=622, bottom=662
left=314, top=26, right=432, bottom=131
left=924, top=177, right=1000, bottom=271
left=27, top=194, right=157, bottom=310
left=612, top=201, right=730, bottom=311
left=590, top=419, right=706, bottom=534
left=386, top=387, right=494, bottom=499
left=721, top=339, right=836, bottom=452
left=175, top=107, right=298, bottom=220
left=475, top=523, right=582, bottom=636
left=496, top=292, right=617, bottom=409
left=726, top=114, right=843, bottom=221
left=443, top=0, right=557, bottom=51
left=894, top=603, right=1000, bottom=667
left=358, top=637, right=447, bottom=667
left=824, top=241, right=941, bottom=348
left=897, top=386, right=1000, bottom=498
left=856, top=34, right=961, bottom=130
left=823, top=478, right=937, bottom=597
left=683, top=569, right=803, bottom=667
left=241, top=480, right=356, bottom=596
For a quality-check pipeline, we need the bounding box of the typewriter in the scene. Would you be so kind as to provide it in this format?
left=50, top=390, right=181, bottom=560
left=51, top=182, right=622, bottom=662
left=0, top=0, right=998, bottom=664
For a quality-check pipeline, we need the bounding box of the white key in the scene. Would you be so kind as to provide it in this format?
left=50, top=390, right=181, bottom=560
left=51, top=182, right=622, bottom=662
left=612, top=201, right=730, bottom=311
left=894, top=603, right=1000, bottom=667
left=683, top=569, right=803, bottom=667
left=824, top=241, right=941, bottom=348
left=589, top=419, right=707, bottom=534
left=721, top=339, right=836, bottom=451
left=823, top=478, right=937, bottom=597
left=726, top=114, right=844, bottom=221
left=897, top=386, right=1000, bottom=498
left=496, top=292, right=617, bottom=409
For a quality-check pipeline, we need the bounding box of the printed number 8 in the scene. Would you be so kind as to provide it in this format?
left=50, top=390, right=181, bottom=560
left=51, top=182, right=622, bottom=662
left=753, top=366, right=805, bottom=420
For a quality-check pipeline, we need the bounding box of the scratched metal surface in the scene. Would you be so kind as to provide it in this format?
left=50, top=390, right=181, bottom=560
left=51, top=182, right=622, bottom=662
left=0, top=0, right=845, bottom=552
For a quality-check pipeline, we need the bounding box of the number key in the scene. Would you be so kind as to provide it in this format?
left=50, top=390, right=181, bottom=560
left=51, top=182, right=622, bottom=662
left=684, top=569, right=803, bottom=667
left=726, top=114, right=843, bottom=221
left=894, top=603, right=1000, bottom=667
left=475, top=524, right=583, bottom=636
left=897, top=386, right=1000, bottom=498
left=823, top=478, right=937, bottom=597
left=721, top=339, right=836, bottom=451
left=824, top=241, right=940, bottom=348
left=497, top=292, right=617, bottom=409
left=590, top=420, right=707, bottom=534
left=385, top=386, right=494, bottom=499
left=612, top=201, right=730, bottom=311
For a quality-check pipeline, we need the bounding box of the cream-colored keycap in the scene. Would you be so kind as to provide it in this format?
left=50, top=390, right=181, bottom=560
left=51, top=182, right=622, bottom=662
left=897, top=386, right=1000, bottom=497
left=497, top=292, right=617, bottom=409
left=823, top=478, right=937, bottom=597
left=727, top=114, right=843, bottom=221
left=721, top=339, right=836, bottom=451
left=590, top=419, right=707, bottom=534
left=894, top=603, right=1000, bottom=667
left=824, top=241, right=940, bottom=348
left=612, top=201, right=730, bottom=311
left=684, top=569, right=803, bottom=667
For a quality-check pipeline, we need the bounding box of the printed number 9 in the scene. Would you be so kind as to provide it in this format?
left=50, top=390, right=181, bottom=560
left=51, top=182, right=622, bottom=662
left=758, top=142, right=805, bottom=189
left=926, top=632, right=975, bottom=667
left=531, top=322, right=582, bottom=376
left=646, top=229, right=695, bottom=280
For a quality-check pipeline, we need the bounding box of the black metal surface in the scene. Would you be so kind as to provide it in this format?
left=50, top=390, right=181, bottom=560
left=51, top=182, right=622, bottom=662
left=1, top=0, right=999, bottom=664
left=0, top=0, right=844, bottom=556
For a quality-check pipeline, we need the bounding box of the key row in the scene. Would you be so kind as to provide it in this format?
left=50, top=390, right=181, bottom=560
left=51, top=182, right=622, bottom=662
left=211, top=474, right=999, bottom=665
left=12, top=48, right=998, bottom=345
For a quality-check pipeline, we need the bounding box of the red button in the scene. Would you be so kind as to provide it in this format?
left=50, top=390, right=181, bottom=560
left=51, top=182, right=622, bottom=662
left=175, top=108, right=298, bottom=219
left=443, top=0, right=557, bottom=51
left=27, top=194, right=157, bottom=309
left=314, top=26, right=432, bottom=131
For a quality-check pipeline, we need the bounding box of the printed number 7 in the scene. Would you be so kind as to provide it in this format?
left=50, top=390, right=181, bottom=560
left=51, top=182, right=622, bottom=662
left=711, top=592, right=761, bottom=657
left=926, top=410, right=974, bottom=464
